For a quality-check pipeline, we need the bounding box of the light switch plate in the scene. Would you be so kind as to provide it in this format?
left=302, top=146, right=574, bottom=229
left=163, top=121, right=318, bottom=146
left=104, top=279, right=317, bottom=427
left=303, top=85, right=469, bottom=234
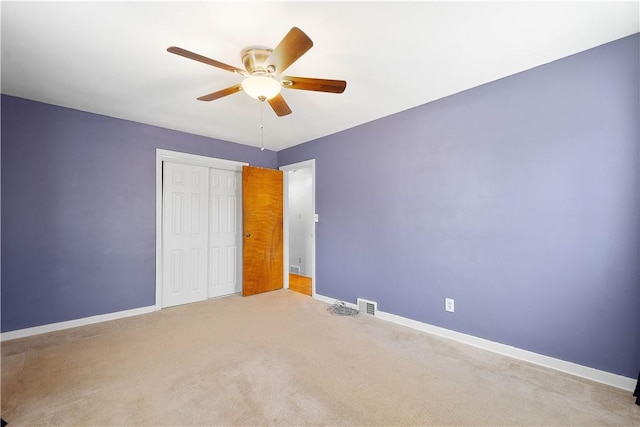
left=445, top=298, right=455, bottom=313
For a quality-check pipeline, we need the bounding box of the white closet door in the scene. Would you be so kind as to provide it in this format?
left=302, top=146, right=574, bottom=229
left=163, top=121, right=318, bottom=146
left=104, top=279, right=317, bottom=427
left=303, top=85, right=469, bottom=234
left=209, top=168, right=242, bottom=298
left=162, top=162, right=209, bottom=307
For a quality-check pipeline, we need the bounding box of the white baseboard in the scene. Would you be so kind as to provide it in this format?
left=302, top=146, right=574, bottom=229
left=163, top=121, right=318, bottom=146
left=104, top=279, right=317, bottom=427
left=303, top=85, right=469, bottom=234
left=314, top=294, right=636, bottom=392
left=1, top=305, right=157, bottom=342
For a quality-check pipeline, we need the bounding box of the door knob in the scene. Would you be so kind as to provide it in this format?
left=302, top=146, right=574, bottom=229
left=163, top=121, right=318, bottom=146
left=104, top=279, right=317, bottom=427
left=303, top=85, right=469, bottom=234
left=245, top=232, right=251, bottom=238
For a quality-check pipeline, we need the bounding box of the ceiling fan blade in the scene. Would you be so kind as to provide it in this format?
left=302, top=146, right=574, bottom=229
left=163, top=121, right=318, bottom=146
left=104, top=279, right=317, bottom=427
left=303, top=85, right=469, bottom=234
left=282, top=76, right=347, bottom=93
left=267, top=93, right=292, bottom=117
left=197, top=84, right=243, bottom=101
left=264, top=27, right=313, bottom=75
left=167, top=46, right=246, bottom=75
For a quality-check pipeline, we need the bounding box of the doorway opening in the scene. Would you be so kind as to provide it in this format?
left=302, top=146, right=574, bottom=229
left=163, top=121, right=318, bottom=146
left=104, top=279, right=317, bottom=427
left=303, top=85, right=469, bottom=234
left=280, top=160, right=316, bottom=297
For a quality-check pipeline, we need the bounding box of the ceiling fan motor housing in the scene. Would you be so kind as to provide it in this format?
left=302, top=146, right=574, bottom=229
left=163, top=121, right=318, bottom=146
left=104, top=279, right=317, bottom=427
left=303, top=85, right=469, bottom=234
left=241, top=47, right=274, bottom=75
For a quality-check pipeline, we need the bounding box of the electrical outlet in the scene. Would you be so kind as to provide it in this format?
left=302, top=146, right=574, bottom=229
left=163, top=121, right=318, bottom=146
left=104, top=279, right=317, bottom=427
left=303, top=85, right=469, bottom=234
left=445, top=298, right=455, bottom=313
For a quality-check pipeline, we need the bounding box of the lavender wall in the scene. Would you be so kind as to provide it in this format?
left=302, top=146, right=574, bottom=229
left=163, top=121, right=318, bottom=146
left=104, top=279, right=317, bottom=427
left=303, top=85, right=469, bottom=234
left=1, top=96, right=276, bottom=332
left=278, top=34, right=640, bottom=378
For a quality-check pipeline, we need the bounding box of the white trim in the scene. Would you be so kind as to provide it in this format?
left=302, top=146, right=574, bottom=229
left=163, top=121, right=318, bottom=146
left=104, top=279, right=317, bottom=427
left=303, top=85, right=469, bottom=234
left=156, top=149, right=247, bottom=171
left=313, top=294, right=636, bottom=392
left=155, top=149, right=248, bottom=310
left=1, top=306, right=156, bottom=342
left=280, top=159, right=316, bottom=296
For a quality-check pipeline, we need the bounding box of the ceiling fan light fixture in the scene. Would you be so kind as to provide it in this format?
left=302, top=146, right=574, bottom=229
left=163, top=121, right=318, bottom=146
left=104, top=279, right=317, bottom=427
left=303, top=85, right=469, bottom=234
left=241, top=75, right=281, bottom=101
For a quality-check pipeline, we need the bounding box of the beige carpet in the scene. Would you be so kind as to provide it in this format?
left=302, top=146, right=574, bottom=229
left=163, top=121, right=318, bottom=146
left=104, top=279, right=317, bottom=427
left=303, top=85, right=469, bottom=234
left=2, top=290, right=638, bottom=426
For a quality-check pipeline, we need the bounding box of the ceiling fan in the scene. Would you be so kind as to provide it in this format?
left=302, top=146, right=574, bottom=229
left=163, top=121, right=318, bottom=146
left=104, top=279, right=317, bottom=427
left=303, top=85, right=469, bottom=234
left=167, top=27, right=347, bottom=117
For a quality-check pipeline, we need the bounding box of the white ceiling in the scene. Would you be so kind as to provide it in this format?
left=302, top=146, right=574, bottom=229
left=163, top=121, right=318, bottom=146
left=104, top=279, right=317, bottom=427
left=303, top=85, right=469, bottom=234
left=2, top=1, right=638, bottom=151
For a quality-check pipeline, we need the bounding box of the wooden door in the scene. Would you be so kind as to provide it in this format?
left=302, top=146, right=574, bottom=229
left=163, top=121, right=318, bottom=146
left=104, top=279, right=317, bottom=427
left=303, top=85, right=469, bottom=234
left=242, top=165, right=283, bottom=296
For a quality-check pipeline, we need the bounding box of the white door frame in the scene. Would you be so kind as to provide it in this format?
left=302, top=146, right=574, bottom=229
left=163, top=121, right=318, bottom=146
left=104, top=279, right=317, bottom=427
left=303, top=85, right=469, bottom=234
left=155, top=149, right=247, bottom=310
left=280, top=159, right=316, bottom=297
